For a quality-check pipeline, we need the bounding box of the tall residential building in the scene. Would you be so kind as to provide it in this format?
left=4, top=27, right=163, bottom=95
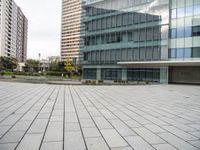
left=61, top=0, right=83, bottom=63
left=0, top=0, right=28, bottom=62
left=16, top=8, right=28, bottom=62
left=82, top=0, right=200, bottom=84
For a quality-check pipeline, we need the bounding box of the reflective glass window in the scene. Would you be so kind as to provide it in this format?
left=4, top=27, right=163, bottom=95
left=122, top=13, right=128, bottom=26
left=139, top=47, right=146, bottom=60
left=133, top=30, right=139, bottom=42
left=146, top=47, right=153, bottom=60
left=153, top=27, right=160, bottom=40
left=102, top=18, right=106, bottom=29
left=111, top=16, right=116, bottom=28
left=171, top=9, right=177, bottom=19
left=177, top=27, right=184, bottom=38
left=140, top=29, right=146, bottom=41
left=184, top=48, right=192, bottom=58
left=185, top=27, right=192, bottom=37
left=140, top=13, right=146, bottom=23
left=92, top=20, right=96, bottom=31
left=97, top=19, right=101, bottom=30
left=194, top=5, right=200, bottom=15
left=147, top=28, right=153, bottom=41
left=133, top=13, right=140, bottom=24
left=116, top=49, right=121, bottom=61
left=185, top=6, right=193, bottom=17
left=177, top=48, right=184, bottom=58
left=128, top=31, right=133, bottom=41
left=121, top=49, right=127, bottom=61
left=192, top=47, right=200, bottom=58
left=106, top=17, right=111, bottom=28
left=133, top=48, right=139, bottom=60
left=127, top=49, right=133, bottom=61
left=170, top=49, right=176, bottom=58
left=177, top=7, right=185, bottom=18
left=171, top=28, right=176, bottom=39
left=117, top=15, right=122, bottom=27
left=193, top=26, right=200, bottom=36
left=110, top=50, right=116, bottom=62
left=128, top=13, right=133, bottom=25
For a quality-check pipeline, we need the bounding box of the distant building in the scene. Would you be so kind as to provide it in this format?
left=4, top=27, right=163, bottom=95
left=0, top=0, right=28, bottom=62
left=61, top=0, right=84, bottom=63
left=82, top=0, right=200, bottom=84
left=16, top=8, right=28, bottom=63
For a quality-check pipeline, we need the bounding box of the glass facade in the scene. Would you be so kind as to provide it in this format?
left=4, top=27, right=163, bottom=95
left=170, top=0, right=200, bottom=60
left=82, top=0, right=200, bottom=83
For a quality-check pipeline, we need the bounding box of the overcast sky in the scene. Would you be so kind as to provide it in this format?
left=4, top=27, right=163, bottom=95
left=15, top=0, right=62, bottom=59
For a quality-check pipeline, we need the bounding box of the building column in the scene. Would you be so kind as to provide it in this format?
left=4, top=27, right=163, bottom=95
left=96, top=68, right=101, bottom=80
left=122, top=68, right=127, bottom=81
left=160, top=67, right=168, bottom=84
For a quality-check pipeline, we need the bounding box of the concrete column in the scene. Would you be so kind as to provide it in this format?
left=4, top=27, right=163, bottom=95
left=160, top=67, right=168, bottom=84
left=96, top=68, right=101, bottom=80
left=122, top=68, right=127, bottom=81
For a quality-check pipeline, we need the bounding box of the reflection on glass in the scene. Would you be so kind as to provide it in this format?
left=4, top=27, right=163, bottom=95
left=170, top=49, right=176, bottom=58
left=171, top=29, right=176, bottom=38
left=177, top=48, right=184, bottom=58
left=185, top=27, right=192, bottom=37
left=185, top=6, right=193, bottom=16
left=171, top=9, right=177, bottom=19
left=184, top=48, right=192, bottom=58
left=177, top=8, right=185, bottom=18
left=194, top=5, right=200, bottom=15
left=177, top=28, right=184, bottom=38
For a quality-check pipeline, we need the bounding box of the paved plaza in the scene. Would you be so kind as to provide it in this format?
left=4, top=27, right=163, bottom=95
left=0, top=82, right=200, bottom=150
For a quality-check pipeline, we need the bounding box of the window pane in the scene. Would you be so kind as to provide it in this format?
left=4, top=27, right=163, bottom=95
left=133, top=48, right=139, bottom=60
left=111, top=16, right=116, bottom=28
left=185, top=27, right=192, bottom=37
left=184, top=48, right=192, bottom=58
left=147, top=28, right=153, bottom=41
left=171, top=9, right=177, bottom=19
left=122, top=13, right=128, bottom=26
left=140, top=29, right=146, bottom=41
left=139, top=47, right=146, bottom=60
left=171, top=28, right=177, bottom=38
left=146, top=47, right=153, bottom=60
left=177, top=48, right=184, bottom=58
left=192, top=26, right=200, bottom=36
left=177, top=27, right=184, bottom=38
left=170, top=49, right=176, bottom=58
left=177, top=7, right=185, bottom=18
left=192, top=47, right=200, bottom=58
left=133, top=13, right=140, bottom=24
left=128, top=31, right=133, bottom=41
left=194, top=5, right=200, bottom=15
left=117, top=15, right=122, bottom=27
left=128, top=13, right=133, bottom=25
left=185, top=6, right=193, bottom=16
left=106, top=17, right=111, bottom=28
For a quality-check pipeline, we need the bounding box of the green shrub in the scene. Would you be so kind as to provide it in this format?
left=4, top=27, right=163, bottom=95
left=46, top=71, right=68, bottom=77
left=3, top=72, right=14, bottom=76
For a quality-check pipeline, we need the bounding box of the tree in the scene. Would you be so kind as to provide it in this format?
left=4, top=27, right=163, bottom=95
left=25, top=59, right=40, bottom=72
left=64, top=59, right=75, bottom=77
left=0, top=57, right=17, bottom=71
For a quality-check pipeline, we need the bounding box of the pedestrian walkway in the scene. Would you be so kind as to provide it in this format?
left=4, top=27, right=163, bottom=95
left=0, top=82, right=200, bottom=150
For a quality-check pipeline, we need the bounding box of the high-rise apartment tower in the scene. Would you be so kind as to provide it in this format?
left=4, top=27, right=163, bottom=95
left=0, top=0, right=28, bottom=62
left=61, top=0, right=83, bottom=63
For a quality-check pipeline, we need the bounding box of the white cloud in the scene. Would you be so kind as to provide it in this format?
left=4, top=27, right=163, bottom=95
left=15, top=0, right=62, bottom=59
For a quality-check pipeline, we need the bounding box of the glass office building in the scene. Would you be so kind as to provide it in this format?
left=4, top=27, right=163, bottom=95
left=81, top=0, right=200, bottom=84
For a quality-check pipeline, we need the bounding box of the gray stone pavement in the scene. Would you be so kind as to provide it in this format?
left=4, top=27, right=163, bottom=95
left=0, top=82, right=200, bottom=150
